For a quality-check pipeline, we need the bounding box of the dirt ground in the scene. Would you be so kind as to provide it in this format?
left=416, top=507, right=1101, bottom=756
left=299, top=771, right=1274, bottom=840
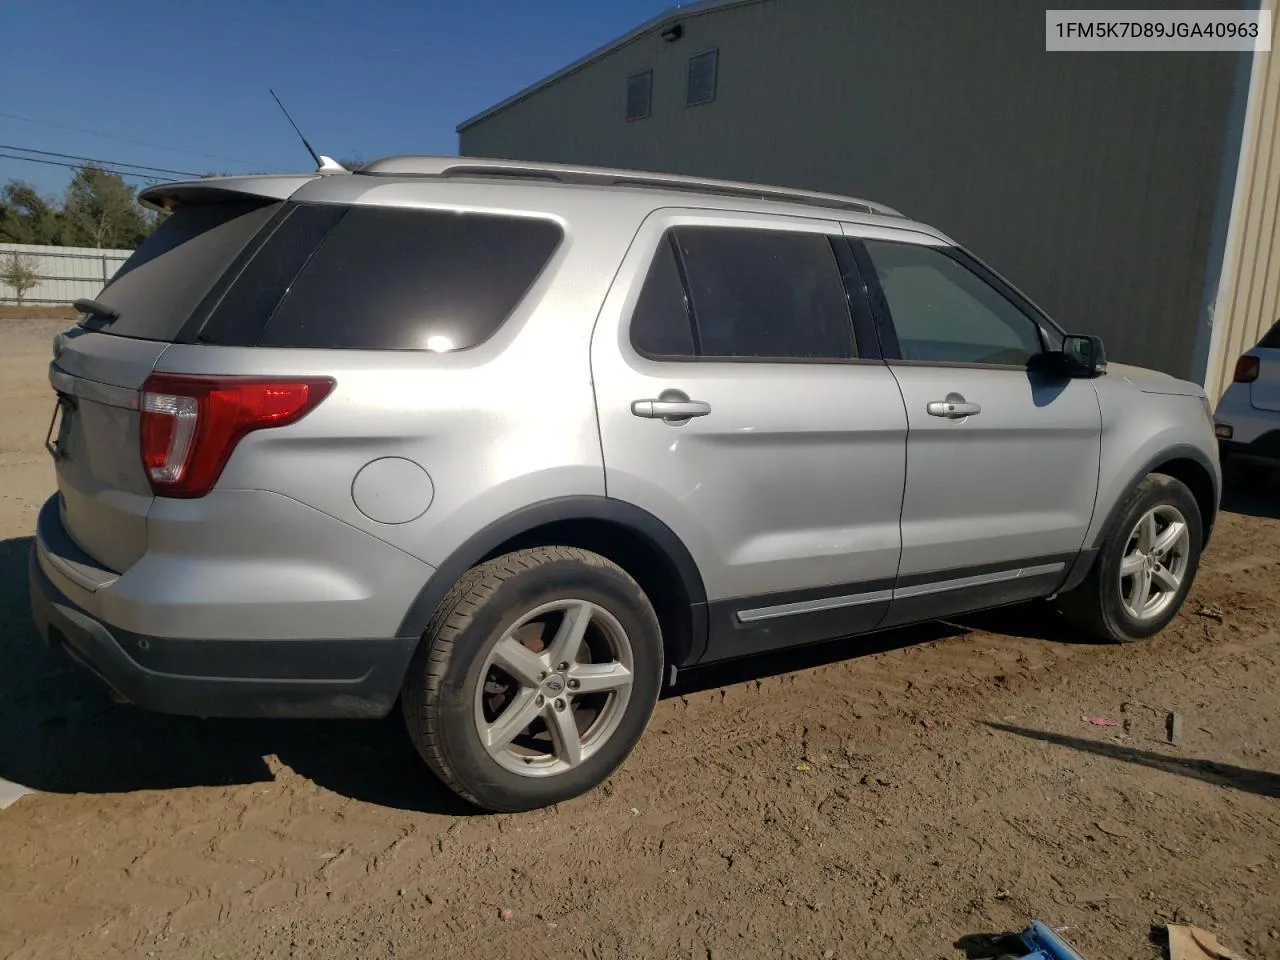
left=1, top=317, right=1277, bottom=960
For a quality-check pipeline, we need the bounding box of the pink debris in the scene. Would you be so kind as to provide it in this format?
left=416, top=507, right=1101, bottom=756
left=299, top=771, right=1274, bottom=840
left=1081, top=715, right=1121, bottom=727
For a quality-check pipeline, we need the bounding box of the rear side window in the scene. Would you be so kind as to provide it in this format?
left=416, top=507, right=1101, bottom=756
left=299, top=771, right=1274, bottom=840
left=257, top=206, right=562, bottom=351
left=663, top=226, right=854, bottom=360
left=630, top=237, right=697, bottom=356
left=1259, top=320, right=1280, bottom=349
left=86, top=200, right=281, bottom=341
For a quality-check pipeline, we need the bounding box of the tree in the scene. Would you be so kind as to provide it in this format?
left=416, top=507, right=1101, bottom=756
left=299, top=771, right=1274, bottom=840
left=0, top=167, right=166, bottom=251
left=0, top=181, right=61, bottom=244
left=60, top=165, right=150, bottom=249
left=0, top=251, right=41, bottom=305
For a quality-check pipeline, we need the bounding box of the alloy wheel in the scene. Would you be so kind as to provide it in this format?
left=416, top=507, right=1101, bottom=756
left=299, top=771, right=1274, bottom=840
left=1118, top=503, right=1191, bottom=622
left=473, top=599, right=635, bottom=777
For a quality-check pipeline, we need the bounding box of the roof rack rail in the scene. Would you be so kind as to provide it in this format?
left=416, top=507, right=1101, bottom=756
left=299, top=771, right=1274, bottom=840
left=358, top=155, right=902, bottom=218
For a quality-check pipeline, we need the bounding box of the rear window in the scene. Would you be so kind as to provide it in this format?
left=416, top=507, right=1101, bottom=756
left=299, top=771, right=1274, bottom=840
left=255, top=206, right=563, bottom=351
left=1259, top=320, right=1280, bottom=350
left=85, top=200, right=282, bottom=341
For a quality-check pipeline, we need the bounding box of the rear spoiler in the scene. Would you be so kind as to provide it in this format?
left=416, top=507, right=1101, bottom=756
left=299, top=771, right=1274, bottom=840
left=139, top=174, right=320, bottom=212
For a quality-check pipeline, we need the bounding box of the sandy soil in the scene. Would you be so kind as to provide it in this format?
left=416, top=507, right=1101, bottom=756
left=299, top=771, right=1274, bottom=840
left=1, top=317, right=1277, bottom=960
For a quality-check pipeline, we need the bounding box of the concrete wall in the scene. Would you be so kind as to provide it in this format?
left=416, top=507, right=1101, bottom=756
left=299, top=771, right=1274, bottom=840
left=461, top=0, right=1248, bottom=379
left=1204, top=3, right=1280, bottom=400
left=0, top=242, right=131, bottom=306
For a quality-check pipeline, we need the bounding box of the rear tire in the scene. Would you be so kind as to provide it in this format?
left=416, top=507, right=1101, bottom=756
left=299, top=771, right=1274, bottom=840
left=400, top=546, right=663, bottom=812
left=1057, top=474, right=1203, bottom=643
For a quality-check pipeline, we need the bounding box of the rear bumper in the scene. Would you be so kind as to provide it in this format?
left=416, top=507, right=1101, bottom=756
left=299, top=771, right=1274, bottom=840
left=29, top=529, right=418, bottom=720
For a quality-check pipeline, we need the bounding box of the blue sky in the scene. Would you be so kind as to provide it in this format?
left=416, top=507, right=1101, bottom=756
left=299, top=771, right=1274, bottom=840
left=0, top=0, right=671, bottom=198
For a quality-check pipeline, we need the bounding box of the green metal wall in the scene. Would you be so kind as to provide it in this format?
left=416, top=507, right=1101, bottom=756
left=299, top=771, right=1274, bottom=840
left=460, top=0, right=1246, bottom=378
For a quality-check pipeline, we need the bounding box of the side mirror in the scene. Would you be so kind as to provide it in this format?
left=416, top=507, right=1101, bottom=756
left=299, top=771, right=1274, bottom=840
left=1062, top=334, right=1107, bottom=377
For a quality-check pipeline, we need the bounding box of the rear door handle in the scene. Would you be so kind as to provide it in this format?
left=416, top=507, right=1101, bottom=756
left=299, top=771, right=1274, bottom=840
left=631, top=398, right=712, bottom=420
left=927, top=399, right=981, bottom=419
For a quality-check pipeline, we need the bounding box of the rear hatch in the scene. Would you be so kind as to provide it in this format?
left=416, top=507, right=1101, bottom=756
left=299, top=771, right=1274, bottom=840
left=47, top=182, right=306, bottom=571
left=1248, top=322, right=1280, bottom=412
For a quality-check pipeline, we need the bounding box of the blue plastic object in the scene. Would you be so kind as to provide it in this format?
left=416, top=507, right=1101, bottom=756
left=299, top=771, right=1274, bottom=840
left=1014, top=921, right=1089, bottom=960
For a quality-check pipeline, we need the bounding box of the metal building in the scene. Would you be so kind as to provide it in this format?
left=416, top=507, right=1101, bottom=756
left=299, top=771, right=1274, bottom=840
left=458, top=0, right=1278, bottom=399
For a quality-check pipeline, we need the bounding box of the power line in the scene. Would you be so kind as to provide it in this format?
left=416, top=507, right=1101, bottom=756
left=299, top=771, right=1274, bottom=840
left=0, top=110, right=268, bottom=169
left=0, top=151, right=177, bottom=183
left=0, top=144, right=202, bottom=178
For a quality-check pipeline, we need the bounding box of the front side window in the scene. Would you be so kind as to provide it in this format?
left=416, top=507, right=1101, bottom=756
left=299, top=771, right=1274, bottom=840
left=629, top=226, right=855, bottom=361
left=862, top=239, right=1044, bottom=367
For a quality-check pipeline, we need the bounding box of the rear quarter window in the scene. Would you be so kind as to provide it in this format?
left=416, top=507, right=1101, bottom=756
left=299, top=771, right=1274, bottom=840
left=256, top=206, right=563, bottom=351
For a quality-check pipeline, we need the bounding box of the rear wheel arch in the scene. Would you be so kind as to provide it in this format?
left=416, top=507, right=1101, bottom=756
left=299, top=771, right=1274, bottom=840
left=395, top=497, right=708, bottom=674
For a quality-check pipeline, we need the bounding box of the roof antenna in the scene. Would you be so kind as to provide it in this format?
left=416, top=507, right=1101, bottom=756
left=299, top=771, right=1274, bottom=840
left=268, top=88, right=347, bottom=174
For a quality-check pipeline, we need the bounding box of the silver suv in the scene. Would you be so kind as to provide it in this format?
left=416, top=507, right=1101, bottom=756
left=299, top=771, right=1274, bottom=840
left=29, top=156, right=1221, bottom=812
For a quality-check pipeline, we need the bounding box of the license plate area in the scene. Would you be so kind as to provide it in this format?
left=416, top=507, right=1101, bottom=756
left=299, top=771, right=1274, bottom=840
left=45, top=394, right=76, bottom=461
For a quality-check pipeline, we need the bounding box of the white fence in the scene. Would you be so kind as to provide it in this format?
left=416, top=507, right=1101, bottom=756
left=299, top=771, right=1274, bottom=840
left=0, top=242, right=132, bottom=306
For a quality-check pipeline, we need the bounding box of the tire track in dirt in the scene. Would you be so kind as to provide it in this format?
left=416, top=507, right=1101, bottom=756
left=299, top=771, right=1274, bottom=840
left=0, top=317, right=1277, bottom=960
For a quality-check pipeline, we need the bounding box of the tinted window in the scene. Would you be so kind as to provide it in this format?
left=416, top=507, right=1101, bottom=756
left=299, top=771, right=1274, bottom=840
left=86, top=199, right=281, bottom=342
left=687, top=49, right=718, bottom=105
left=674, top=226, right=854, bottom=360
left=258, top=207, right=562, bottom=351
left=863, top=239, right=1043, bottom=366
left=631, top=237, right=696, bottom=357
left=627, top=70, right=653, bottom=121
left=1259, top=320, right=1280, bottom=350
left=198, top=203, right=348, bottom=346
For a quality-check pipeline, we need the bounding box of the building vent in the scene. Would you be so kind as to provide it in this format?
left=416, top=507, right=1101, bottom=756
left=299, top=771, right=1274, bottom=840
left=686, top=49, right=718, bottom=106
left=626, top=70, right=653, bottom=121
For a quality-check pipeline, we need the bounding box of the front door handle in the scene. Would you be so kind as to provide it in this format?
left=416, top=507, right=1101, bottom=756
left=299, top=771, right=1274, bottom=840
left=927, top=398, right=981, bottom=419
left=632, top=398, right=712, bottom=420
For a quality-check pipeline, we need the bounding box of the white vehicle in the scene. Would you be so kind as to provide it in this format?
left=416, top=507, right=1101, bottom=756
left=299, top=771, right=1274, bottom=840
left=1214, top=320, right=1280, bottom=488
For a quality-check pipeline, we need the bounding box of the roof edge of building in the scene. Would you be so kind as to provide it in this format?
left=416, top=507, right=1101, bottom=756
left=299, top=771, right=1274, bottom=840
left=456, top=0, right=765, bottom=133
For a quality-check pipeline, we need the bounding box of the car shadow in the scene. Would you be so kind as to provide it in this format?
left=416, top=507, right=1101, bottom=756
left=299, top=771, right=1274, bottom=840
left=670, top=620, right=968, bottom=695
left=949, top=600, right=1112, bottom=645
left=1219, top=470, right=1280, bottom=521
left=2, top=533, right=1105, bottom=815
left=985, top=722, right=1280, bottom=799
left=0, top=535, right=475, bottom=816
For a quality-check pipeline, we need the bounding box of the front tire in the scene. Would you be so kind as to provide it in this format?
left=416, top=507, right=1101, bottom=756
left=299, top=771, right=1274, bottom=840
left=1057, top=474, right=1203, bottom=643
left=401, top=546, right=663, bottom=812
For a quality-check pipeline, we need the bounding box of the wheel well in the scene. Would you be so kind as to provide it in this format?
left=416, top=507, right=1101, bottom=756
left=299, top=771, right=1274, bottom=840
left=1151, top=457, right=1218, bottom=543
left=479, top=519, right=699, bottom=668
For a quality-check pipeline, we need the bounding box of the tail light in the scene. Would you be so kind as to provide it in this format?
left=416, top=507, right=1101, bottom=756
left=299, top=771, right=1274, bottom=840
left=1234, top=355, right=1260, bottom=383
left=140, top=374, right=335, bottom=498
